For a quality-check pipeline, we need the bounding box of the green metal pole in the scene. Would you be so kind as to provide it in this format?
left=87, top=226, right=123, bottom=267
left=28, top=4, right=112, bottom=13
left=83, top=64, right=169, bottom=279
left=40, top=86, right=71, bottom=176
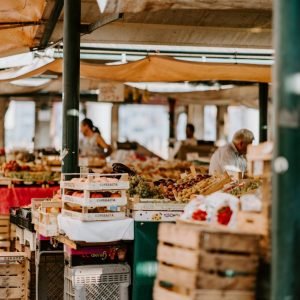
left=62, top=0, right=80, bottom=173
left=272, top=0, right=300, bottom=299
left=259, top=83, right=268, bottom=142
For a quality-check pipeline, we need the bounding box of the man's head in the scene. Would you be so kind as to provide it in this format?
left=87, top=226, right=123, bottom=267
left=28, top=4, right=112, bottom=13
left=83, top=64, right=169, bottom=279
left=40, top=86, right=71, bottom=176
left=232, top=129, right=254, bottom=155
left=186, top=123, right=195, bottom=139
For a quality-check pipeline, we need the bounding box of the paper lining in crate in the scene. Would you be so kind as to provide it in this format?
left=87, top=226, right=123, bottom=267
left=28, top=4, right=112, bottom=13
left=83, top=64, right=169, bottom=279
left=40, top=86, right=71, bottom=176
left=128, top=197, right=185, bottom=222
left=60, top=173, right=129, bottom=190
left=62, top=202, right=126, bottom=221
left=154, top=223, right=260, bottom=300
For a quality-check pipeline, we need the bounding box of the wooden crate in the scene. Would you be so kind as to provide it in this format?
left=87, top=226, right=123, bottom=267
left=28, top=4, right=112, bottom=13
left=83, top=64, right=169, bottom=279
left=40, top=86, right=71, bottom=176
left=154, top=223, right=260, bottom=300
left=154, top=283, right=254, bottom=300
left=0, top=252, right=27, bottom=300
left=0, top=216, right=10, bottom=242
left=24, top=246, right=36, bottom=300
left=62, top=202, right=126, bottom=221
left=10, top=224, right=16, bottom=240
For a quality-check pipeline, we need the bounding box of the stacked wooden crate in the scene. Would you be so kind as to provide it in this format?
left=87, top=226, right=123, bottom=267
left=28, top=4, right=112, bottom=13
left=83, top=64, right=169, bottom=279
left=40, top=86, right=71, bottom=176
left=154, top=223, right=260, bottom=300
left=0, top=215, right=11, bottom=252
left=0, top=252, right=28, bottom=300
left=247, top=142, right=272, bottom=263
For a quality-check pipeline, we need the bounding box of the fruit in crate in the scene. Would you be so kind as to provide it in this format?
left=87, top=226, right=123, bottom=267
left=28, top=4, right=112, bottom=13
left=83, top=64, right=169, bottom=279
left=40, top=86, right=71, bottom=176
left=72, top=191, right=84, bottom=198
left=90, top=192, right=104, bottom=198
left=3, top=160, right=22, bottom=171
left=129, top=175, right=164, bottom=199
left=69, top=177, right=119, bottom=184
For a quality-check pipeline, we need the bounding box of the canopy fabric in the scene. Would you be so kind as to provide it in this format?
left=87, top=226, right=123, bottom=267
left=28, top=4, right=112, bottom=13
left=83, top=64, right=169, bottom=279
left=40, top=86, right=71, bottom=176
left=0, top=57, right=56, bottom=82
left=0, top=0, right=45, bottom=22
left=99, top=0, right=272, bottom=13
left=0, top=56, right=271, bottom=83
left=0, top=0, right=46, bottom=57
left=79, top=56, right=271, bottom=83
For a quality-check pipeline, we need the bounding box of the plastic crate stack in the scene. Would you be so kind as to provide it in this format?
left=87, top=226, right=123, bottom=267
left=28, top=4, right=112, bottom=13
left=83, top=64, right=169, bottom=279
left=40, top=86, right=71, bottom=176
left=64, top=264, right=131, bottom=300
left=154, top=223, right=261, bottom=300
left=61, top=173, right=129, bottom=221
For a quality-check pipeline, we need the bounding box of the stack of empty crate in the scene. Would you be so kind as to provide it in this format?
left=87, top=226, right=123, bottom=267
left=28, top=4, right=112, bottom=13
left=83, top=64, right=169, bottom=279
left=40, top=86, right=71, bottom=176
left=10, top=207, right=37, bottom=300
left=154, top=223, right=260, bottom=300
left=247, top=142, right=272, bottom=263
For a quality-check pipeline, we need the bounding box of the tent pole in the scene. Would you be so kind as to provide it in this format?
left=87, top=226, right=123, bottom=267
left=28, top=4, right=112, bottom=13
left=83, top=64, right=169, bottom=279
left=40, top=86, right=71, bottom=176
left=168, top=98, right=176, bottom=145
left=62, top=0, right=80, bottom=173
left=259, top=83, right=268, bottom=142
left=272, top=0, right=300, bottom=299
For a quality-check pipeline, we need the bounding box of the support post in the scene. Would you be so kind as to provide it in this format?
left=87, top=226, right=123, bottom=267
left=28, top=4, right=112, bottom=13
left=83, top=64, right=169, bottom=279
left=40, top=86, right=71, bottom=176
left=272, top=0, right=300, bottom=299
left=168, top=98, right=176, bottom=146
left=259, top=83, right=268, bottom=142
left=188, top=104, right=204, bottom=139
left=111, top=104, right=119, bottom=149
left=0, top=98, right=9, bottom=149
left=62, top=0, right=81, bottom=173
left=216, top=105, right=228, bottom=141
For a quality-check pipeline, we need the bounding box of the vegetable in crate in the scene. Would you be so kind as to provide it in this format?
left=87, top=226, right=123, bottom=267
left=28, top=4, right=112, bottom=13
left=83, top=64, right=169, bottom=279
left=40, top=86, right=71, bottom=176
left=129, top=175, right=164, bottom=199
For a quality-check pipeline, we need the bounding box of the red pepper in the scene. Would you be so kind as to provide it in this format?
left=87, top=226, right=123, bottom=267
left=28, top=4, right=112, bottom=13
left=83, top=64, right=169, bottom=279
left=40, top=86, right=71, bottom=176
left=192, top=209, right=207, bottom=221
left=217, top=206, right=233, bottom=225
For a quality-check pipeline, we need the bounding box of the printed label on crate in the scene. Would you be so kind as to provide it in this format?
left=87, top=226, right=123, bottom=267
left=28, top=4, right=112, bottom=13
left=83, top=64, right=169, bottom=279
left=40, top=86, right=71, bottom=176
left=129, top=201, right=185, bottom=211
left=131, top=210, right=182, bottom=222
left=61, top=181, right=129, bottom=190
left=62, top=209, right=126, bottom=221
left=62, top=195, right=127, bottom=207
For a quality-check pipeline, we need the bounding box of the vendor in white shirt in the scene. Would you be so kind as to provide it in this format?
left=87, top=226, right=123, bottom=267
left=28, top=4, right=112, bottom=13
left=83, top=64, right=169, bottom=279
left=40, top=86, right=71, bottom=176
left=209, top=129, right=254, bottom=175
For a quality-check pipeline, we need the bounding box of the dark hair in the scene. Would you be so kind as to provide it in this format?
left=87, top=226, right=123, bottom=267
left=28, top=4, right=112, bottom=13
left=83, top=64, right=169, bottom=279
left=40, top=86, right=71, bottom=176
left=186, top=123, right=195, bottom=134
left=81, top=118, right=100, bottom=134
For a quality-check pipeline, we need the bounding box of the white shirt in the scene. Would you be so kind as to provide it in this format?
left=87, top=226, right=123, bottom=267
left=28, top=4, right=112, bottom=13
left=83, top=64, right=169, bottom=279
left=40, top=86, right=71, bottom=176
left=209, top=143, right=247, bottom=175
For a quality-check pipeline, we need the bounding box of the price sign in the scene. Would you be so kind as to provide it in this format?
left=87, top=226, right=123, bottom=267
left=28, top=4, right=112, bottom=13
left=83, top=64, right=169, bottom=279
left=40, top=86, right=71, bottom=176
left=98, top=82, right=124, bottom=102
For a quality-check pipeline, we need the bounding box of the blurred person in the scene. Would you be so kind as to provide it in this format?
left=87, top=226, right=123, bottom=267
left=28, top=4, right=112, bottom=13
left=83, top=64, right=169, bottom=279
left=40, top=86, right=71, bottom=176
left=183, top=123, right=197, bottom=146
left=80, top=118, right=112, bottom=158
left=209, top=129, right=254, bottom=175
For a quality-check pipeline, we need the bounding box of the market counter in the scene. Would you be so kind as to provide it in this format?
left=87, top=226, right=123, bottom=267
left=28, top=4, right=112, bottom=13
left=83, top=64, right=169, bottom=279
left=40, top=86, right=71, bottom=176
left=0, top=186, right=59, bottom=214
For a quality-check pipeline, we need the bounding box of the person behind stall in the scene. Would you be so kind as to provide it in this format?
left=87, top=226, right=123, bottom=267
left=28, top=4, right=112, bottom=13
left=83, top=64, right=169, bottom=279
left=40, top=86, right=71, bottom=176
left=209, top=129, right=254, bottom=175
left=80, top=118, right=112, bottom=158
left=182, top=123, right=197, bottom=146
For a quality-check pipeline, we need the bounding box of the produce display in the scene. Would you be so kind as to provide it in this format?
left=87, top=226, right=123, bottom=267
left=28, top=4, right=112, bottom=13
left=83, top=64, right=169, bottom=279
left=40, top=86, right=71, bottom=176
left=222, top=179, right=261, bottom=197
left=112, top=159, right=207, bottom=180
left=1, top=160, right=60, bottom=184
left=129, top=175, right=164, bottom=199
left=180, top=192, right=239, bottom=227
left=175, top=174, right=231, bottom=202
